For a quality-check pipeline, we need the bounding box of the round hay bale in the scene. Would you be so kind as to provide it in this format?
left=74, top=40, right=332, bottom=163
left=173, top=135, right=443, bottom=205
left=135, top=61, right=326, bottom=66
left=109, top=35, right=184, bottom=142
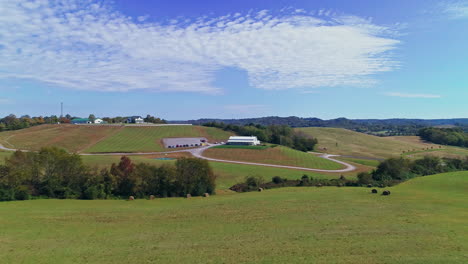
left=367, top=184, right=373, bottom=188
left=371, top=189, right=378, bottom=194
left=128, top=196, right=135, bottom=201
left=149, top=195, right=155, bottom=200
left=203, top=193, right=210, bottom=197
left=382, top=190, right=390, bottom=196
left=258, top=187, right=264, bottom=192
left=186, top=194, right=192, bottom=199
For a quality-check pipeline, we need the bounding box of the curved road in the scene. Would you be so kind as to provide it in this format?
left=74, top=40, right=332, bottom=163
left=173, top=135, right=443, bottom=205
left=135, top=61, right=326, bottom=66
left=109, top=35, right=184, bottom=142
left=0, top=143, right=356, bottom=173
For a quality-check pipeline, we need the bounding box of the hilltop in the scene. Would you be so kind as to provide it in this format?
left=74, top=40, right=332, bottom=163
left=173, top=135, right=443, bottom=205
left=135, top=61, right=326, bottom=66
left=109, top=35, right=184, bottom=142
left=296, top=127, right=468, bottom=159
left=0, top=124, right=232, bottom=153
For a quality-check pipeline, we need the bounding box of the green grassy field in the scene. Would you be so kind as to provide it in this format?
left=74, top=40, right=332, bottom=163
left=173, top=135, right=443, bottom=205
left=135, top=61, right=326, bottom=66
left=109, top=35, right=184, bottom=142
left=296, top=127, right=468, bottom=159
left=204, top=145, right=344, bottom=170
left=0, top=171, right=466, bottom=263
left=85, top=126, right=232, bottom=153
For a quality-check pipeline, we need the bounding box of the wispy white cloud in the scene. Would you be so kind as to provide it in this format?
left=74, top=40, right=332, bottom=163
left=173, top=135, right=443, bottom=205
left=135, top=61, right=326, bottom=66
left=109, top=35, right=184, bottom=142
left=0, top=0, right=401, bottom=94
left=137, top=15, right=150, bottom=22
left=385, top=92, right=442, bottom=98
left=439, top=1, right=468, bottom=19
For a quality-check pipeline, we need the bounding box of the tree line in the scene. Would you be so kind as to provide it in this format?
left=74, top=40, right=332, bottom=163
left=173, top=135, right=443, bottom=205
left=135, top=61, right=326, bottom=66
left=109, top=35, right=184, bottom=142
left=203, top=122, right=318, bottom=152
left=418, top=127, right=468, bottom=148
left=0, top=147, right=216, bottom=201
left=0, top=114, right=167, bottom=132
left=357, top=156, right=468, bottom=186
left=180, top=116, right=468, bottom=136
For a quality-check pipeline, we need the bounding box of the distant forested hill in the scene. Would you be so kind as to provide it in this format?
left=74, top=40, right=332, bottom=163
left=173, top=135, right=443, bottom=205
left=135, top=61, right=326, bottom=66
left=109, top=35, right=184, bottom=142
left=171, top=117, right=468, bottom=136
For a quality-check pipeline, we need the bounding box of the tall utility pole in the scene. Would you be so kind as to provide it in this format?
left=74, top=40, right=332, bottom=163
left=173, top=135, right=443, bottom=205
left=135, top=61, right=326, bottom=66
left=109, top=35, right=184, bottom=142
left=60, top=102, right=63, bottom=118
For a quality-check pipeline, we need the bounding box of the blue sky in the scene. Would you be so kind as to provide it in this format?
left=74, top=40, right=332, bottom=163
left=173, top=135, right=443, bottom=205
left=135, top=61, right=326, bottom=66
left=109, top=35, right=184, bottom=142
left=0, top=0, right=467, bottom=120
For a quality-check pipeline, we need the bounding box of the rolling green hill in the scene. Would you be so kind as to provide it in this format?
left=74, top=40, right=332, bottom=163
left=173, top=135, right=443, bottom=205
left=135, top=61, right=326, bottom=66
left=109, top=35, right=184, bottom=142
left=0, top=172, right=466, bottom=263
left=296, top=127, right=468, bottom=159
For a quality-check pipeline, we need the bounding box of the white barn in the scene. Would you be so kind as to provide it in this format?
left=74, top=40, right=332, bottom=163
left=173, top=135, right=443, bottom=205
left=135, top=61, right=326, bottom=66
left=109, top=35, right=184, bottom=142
left=227, top=136, right=261, bottom=146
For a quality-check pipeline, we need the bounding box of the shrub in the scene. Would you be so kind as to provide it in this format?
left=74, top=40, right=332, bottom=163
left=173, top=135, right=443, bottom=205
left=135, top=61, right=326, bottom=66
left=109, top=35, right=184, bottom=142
left=357, top=172, right=373, bottom=185
left=14, top=185, right=31, bottom=200
left=272, top=176, right=286, bottom=184
left=245, top=175, right=264, bottom=188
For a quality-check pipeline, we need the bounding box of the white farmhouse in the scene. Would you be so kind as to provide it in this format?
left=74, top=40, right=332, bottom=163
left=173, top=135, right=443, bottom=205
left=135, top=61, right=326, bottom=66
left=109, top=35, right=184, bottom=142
left=226, top=136, right=261, bottom=146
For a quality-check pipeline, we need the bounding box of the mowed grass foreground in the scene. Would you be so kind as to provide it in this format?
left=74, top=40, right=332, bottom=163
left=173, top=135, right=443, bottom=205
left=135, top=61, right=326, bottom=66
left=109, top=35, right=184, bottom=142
left=296, top=127, right=468, bottom=159
left=203, top=145, right=344, bottom=170
left=85, top=125, right=232, bottom=153
left=0, top=172, right=466, bottom=263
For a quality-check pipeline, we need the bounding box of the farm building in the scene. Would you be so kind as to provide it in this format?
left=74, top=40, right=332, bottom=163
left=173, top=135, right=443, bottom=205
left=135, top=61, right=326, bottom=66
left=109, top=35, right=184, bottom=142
left=127, top=116, right=144, bottom=124
left=226, top=136, right=261, bottom=146
left=71, top=118, right=92, bottom=124
left=71, top=118, right=105, bottom=124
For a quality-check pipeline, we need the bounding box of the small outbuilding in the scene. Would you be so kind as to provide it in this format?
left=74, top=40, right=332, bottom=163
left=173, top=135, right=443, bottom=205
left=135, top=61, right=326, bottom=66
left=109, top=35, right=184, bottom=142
left=226, top=136, right=261, bottom=146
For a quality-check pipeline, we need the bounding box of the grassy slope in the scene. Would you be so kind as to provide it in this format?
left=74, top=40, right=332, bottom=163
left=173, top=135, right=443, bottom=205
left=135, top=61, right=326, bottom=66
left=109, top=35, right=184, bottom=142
left=0, top=172, right=466, bottom=263
left=0, top=125, right=122, bottom=153
left=85, top=126, right=232, bottom=153
left=203, top=145, right=344, bottom=170
left=297, top=127, right=468, bottom=159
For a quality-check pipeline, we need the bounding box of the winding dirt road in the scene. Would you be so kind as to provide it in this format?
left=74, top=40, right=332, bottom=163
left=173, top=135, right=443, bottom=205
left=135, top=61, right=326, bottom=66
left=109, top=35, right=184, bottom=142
left=0, top=143, right=357, bottom=173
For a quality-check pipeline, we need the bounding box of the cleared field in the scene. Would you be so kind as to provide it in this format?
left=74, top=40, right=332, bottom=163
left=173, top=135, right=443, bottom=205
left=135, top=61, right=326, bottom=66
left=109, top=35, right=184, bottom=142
left=0, top=172, right=466, bottom=263
left=203, top=145, right=344, bottom=170
left=0, top=125, right=122, bottom=153
left=85, top=126, right=232, bottom=153
left=296, top=127, right=468, bottom=159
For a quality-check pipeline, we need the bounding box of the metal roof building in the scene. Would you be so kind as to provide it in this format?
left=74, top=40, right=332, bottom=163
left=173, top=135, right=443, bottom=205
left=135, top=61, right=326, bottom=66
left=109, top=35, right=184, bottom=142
left=227, top=136, right=261, bottom=146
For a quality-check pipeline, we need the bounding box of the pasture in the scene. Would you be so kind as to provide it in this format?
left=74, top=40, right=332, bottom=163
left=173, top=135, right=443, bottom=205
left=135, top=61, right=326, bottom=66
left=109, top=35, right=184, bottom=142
left=0, top=172, right=466, bottom=263
left=203, top=145, right=345, bottom=170
left=296, top=127, right=468, bottom=159
left=85, top=125, right=232, bottom=153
